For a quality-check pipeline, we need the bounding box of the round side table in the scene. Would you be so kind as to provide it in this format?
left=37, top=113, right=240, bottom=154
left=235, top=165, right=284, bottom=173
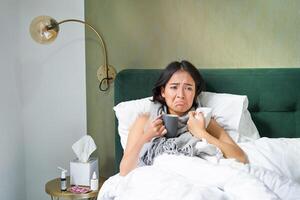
left=45, top=176, right=106, bottom=200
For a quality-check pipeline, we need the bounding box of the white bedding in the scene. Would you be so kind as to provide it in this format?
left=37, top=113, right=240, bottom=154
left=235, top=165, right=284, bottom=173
left=239, top=137, right=300, bottom=183
left=98, top=138, right=300, bottom=200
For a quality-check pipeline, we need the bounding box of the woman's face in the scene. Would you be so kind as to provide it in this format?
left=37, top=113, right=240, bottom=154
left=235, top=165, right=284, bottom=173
left=161, top=70, right=196, bottom=116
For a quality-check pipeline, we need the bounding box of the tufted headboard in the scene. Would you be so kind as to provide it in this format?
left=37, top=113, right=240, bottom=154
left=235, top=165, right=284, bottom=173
left=114, top=68, right=300, bottom=171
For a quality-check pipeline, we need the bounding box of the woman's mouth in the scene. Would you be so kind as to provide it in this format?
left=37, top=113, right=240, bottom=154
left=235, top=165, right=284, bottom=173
left=175, top=101, right=185, bottom=106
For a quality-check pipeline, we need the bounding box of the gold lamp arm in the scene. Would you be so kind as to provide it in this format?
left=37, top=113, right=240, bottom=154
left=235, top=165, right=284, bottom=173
left=58, top=19, right=108, bottom=68
left=29, top=16, right=116, bottom=92
left=57, top=19, right=115, bottom=91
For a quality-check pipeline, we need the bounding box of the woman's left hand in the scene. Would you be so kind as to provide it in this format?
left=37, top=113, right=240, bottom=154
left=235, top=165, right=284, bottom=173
left=188, top=112, right=248, bottom=163
left=187, top=111, right=207, bottom=138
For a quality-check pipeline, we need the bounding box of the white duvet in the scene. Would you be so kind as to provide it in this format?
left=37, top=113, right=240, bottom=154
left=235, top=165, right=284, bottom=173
left=98, top=138, right=300, bottom=200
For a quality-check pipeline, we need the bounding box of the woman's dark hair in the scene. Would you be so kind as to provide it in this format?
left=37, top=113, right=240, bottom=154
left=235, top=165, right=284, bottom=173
left=152, top=60, right=206, bottom=108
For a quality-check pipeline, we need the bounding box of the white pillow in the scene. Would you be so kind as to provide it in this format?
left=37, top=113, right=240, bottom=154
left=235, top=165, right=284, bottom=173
left=239, top=108, right=260, bottom=142
left=114, top=97, right=152, bottom=149
left=114, top=92, right=260, bottom=149
left=239, top=137, right=300, bottom=183
left=199, top=92, right=260, bottom=142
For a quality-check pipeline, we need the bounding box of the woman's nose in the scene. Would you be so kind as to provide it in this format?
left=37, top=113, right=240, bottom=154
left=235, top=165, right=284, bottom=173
left=176, top=88, right=185, bottom=99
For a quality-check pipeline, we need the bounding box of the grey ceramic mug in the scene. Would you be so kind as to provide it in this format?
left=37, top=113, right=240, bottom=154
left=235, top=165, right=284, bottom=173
left=162, top=114, right=178, bottom=138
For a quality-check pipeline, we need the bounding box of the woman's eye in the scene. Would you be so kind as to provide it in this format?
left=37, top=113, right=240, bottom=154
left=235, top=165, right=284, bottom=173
left=170, top=86, right=177, bottom=89
left=185, top=87, right=193, bottom=91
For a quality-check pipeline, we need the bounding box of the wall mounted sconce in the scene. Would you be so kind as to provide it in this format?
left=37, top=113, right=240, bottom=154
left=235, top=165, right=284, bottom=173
left=29, top=15, right=116, bottom=91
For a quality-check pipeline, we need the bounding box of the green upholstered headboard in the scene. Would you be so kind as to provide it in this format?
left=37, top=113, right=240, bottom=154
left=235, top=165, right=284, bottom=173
left=114, top=68, right=300, bottom=172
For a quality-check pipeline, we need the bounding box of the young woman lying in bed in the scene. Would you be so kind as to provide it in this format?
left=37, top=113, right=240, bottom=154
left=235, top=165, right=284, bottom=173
left=98, top=61, right=300, bottom=200
left=120, top=60, right=248, bottom=176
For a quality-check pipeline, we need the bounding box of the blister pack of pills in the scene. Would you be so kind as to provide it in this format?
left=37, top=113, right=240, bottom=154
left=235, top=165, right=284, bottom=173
left=68, top=186, right=91, bottom=194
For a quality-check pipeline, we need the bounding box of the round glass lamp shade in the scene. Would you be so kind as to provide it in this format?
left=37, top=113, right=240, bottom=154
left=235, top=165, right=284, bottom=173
left=29, top=16, right=59, bottom=44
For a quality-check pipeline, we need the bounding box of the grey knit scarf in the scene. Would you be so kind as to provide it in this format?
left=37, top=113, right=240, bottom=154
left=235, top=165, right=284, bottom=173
left=139, top=102, right=222, bottom=166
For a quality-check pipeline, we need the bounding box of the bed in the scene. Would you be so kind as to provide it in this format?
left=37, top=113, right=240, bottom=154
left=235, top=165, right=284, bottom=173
left=99, top=68, right=300, bottom=200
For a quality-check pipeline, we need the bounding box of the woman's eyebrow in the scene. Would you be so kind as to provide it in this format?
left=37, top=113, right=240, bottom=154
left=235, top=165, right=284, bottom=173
left=169, top=83, right=194, bottom=86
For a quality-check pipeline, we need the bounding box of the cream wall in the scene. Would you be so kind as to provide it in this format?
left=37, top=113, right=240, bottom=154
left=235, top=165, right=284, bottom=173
left=2, top=1, right=86, bottom=199
left=20, top=0, right=86, bottom=200
left=85, top=0, right=300, bottom=177
left=0, top=0, right=25, bottom=199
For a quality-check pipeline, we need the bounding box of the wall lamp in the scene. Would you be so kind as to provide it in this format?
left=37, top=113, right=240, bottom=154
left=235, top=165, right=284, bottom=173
left=29, top=15, right=116, bottom=91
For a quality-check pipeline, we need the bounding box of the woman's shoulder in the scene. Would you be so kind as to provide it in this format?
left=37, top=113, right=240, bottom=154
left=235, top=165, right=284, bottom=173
left=137, top=113, right=151, bottom=122
left=129, top=113, right=151, bottom=130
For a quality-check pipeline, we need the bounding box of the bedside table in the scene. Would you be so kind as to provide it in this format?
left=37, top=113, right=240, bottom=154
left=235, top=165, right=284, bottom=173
left=45, top=176, right=106, bottom=200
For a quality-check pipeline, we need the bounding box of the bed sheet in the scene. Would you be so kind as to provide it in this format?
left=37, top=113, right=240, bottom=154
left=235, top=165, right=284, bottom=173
left=239, top=137, right=300, bottom=183
left=98, top=138, right=300, bottom=200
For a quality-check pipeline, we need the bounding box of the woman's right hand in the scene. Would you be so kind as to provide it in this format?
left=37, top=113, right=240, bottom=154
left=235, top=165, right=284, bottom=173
left=143, top=115, right=167, bottom=141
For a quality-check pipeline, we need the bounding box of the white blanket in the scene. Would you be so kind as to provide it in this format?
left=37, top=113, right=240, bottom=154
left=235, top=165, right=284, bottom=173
left=98, top=138, right=300, bottom=200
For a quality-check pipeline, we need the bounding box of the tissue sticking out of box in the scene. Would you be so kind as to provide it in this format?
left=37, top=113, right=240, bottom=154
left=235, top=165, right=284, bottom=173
left=72, top=135, right=97, bottom=162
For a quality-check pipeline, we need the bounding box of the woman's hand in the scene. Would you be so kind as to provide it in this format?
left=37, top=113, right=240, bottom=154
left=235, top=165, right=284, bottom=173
left=187, top=111, right=207, bottom=138
left=143, top=115, right=167, bottom=141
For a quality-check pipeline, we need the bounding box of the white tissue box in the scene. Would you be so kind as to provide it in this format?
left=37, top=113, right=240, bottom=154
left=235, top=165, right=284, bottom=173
left=70, top=157, right=99, bottom=186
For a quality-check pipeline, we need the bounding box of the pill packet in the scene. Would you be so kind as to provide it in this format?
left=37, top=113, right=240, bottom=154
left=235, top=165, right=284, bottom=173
left=68, top=185, right=91, bottom=194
